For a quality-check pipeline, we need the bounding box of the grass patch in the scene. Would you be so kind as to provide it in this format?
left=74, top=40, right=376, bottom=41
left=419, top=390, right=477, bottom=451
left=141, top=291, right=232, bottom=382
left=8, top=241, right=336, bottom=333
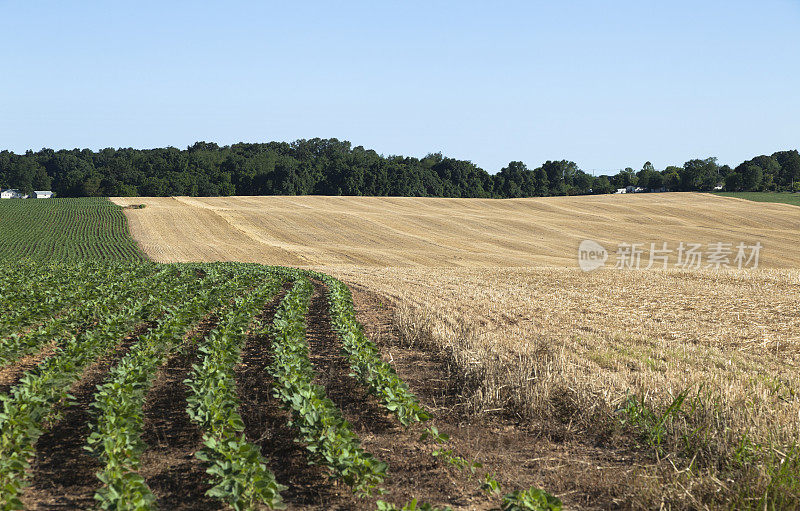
left=711, top=191, right=800, bottom=207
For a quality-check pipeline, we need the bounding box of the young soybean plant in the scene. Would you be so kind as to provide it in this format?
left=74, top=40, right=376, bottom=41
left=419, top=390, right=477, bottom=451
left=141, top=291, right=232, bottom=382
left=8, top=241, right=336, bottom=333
left=185, top=272, right=287, bottom=511
left=0, top=266, right=190, bottom=509
left=87, top=266, right=246, bottom=510
left=500, top=487, right=563, bottom=511
left=309, top=271, right=429, bottom=426
left=267, top=277, right=387, bottom=496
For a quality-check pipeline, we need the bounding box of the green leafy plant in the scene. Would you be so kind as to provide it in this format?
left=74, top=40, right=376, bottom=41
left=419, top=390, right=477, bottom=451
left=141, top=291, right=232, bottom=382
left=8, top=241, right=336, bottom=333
left=87, top=267, right=250, bottom=510
left=419, top=426, right=449, bottom=444
left=0, top=265, right=189, bottom=508
left=185, top=274, right=287, bottom=510
left=618, top=388, right=690, bottom=452
left=310, top=273, right=429, bottom=426
left=501, top=487, right=562, bottom=511
left=376, top=498, right=452, bottom=511
left=266, top=276, right=387, bottom=496
left=480, top=472, right=502, bottom=495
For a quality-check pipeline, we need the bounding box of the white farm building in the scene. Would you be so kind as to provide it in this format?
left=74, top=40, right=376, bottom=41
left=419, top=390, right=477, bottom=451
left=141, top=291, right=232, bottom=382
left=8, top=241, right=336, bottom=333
left=0, top=189, right=52, bottom=199
left=0, top=189, right=28, bottom=199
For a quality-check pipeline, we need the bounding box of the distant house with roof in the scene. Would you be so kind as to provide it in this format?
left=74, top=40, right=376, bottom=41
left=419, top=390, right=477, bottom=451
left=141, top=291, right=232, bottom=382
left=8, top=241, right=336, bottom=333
left=0, top=189, right=28, bottom=199
left=33, top=190, right=53, bottom=199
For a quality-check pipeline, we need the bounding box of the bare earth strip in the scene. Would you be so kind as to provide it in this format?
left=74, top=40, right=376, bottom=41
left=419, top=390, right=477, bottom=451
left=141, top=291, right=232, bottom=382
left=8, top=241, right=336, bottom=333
left=112, top=193, right=800, bottom=268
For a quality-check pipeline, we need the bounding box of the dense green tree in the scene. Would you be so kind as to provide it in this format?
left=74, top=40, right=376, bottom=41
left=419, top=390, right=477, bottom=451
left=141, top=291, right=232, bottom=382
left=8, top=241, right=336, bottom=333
left=637, top=162, right=661, bottom=190
left=613, top=167, right=637, bottom=188
left=572, top=170, right=594, bottom=194
left=724, top=172, right=743, bottom=191
left=0, top=140, right=797, bottom=198
left=680, top=158, right=719, bottom=191
left=773, top=150, right=800, bottom=188
left=740, top=164, right=764, bottom=191
left=593, top=175, right=614, bottom=194
left=662, top=166, right=681, bottom=190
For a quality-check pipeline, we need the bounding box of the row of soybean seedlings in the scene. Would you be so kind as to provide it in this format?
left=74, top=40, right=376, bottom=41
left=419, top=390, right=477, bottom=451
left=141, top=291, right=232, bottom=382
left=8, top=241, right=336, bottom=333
left=0, top=263, right=209, bottom=509
left=180, top=271, right=432, bottom=510
left=0, top=264, right=429, bottom=511
left=0, top=262, right=158, bottom=367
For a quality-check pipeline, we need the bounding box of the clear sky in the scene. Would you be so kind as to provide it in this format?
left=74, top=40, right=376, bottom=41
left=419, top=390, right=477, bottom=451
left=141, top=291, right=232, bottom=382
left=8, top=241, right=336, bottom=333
left=1, top=1, right=798, bottom=174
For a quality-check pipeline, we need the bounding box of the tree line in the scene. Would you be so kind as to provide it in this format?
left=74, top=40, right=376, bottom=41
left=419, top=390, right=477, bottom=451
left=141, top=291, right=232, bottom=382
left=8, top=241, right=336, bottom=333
left=0, top=138, right=798, bottom=198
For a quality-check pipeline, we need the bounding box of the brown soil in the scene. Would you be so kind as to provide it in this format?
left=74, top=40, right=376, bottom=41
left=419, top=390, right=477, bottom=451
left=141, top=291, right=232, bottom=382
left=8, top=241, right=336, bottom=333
left=0, top=341, right=57, bottom=396
left=138, top=316, right=223, bottom=511
left=21, top=324, right=153, bottom=510
left=280, top=283, right=495, bottom=510
left=235, top=286, right=359, bottom=510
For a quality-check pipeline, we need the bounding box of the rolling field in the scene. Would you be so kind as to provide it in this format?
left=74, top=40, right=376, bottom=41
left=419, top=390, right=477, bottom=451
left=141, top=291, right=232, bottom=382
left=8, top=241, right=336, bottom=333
left=0, top=201, right=545, bottom=511
left=112, top=192, right=800, bottom=509
left=111, top=193, right=800, bottom=268
left=1, top=195, right=798, bottom=509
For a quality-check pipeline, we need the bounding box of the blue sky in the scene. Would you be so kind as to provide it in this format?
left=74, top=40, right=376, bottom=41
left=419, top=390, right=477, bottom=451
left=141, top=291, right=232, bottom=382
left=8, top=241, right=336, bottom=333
left=1, top=1, right=798, bottom=174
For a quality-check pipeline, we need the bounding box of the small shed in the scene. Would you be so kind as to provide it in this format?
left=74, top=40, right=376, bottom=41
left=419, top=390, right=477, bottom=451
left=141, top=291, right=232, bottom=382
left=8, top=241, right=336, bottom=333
left=33, top=191, right=53, bottom=199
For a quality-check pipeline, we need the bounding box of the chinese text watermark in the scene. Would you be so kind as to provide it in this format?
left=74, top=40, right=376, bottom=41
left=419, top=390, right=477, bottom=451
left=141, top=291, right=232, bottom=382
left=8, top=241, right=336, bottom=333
left=578, top=240, right=762, bottom=272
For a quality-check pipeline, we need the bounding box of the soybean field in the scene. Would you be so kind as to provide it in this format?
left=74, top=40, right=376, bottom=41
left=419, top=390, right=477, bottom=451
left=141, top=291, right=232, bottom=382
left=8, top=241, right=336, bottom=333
left=0, top=198, right=144, bottom=262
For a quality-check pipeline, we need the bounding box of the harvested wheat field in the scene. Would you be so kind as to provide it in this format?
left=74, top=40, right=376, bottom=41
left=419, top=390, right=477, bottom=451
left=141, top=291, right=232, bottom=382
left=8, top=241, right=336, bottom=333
left=112, top=193, right=800, bottom=268
left=114, top=193, right=800, bottom=509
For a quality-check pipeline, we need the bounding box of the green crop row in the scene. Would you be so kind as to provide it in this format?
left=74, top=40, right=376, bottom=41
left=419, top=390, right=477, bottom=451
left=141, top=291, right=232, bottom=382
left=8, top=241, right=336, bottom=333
left=185, top=273, right=287, bottom=511
left=312, top=273, right=429, bottom=426
left=87, top=266, right=245, bottom=510
left=0, top=262, right=98, bottom=335
left=0, top=198, right=145, bottom=263
left=0, top=266, right=196, bottom=509
left=267, top=277, right=387, bottom=496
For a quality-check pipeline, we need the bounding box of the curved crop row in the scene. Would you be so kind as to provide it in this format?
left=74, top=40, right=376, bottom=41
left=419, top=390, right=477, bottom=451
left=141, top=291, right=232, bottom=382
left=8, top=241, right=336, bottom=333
left=0, top=266, right=192, bottom=509
left=267, top=277, right=387, bottom=495
left=0, top=264, right=158, bottom=367
left=0, top=198, right=144, bottom=263
left=87, top=266, right=249, bottom=510
left=311, top=272, right=429, bottom=426
left=185, top=273, right=287, bottom=511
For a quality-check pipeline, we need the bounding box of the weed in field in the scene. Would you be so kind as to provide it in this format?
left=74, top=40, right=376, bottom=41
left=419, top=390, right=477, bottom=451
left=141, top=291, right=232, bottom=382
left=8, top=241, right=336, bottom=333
left=501, top=487, right=562, bottom=511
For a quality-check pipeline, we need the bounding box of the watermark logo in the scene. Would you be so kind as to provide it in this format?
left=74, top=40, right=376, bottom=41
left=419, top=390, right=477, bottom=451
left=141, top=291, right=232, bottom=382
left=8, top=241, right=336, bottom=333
left=577, top=239, right=762, bottom=271
left=578, top=239, right=608, bottom=272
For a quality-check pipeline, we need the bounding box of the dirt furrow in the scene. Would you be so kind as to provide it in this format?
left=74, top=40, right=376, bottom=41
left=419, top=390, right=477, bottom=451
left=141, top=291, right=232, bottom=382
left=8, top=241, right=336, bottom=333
left=138, top=316, right=223, bottom=511
left=301, top=282, right=493, bottom=510
left=21, top=323, right=153, bottom=510
left=235, top=287, right=357, bottom=510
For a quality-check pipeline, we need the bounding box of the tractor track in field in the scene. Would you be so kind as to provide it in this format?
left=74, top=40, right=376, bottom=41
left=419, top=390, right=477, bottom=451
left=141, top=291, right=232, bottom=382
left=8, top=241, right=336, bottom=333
left=21, top=322, right=154, bottom=510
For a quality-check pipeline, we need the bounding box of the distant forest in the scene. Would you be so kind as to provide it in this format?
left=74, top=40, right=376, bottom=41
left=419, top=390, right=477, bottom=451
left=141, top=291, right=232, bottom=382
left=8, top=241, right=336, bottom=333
left=1, top=138, right=798, bottom=198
